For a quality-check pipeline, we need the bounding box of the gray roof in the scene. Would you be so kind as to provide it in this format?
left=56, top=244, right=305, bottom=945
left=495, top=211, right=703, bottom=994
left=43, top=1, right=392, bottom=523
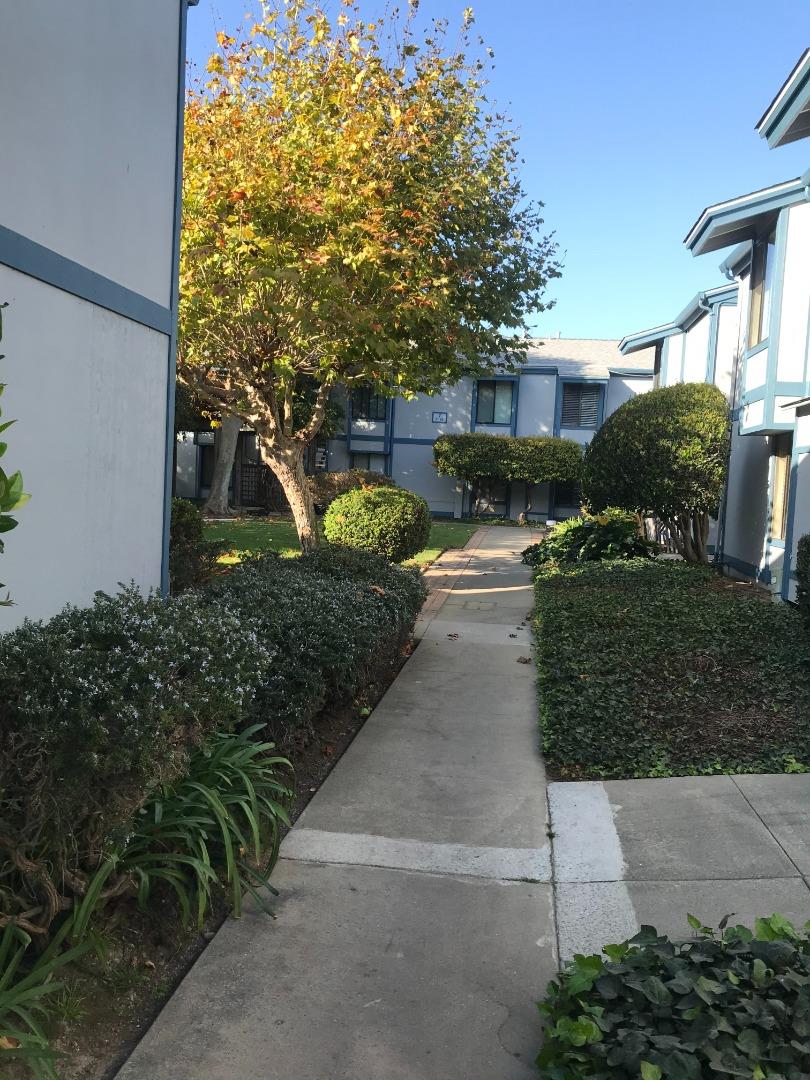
left=523, top=338, right=655, bottom=378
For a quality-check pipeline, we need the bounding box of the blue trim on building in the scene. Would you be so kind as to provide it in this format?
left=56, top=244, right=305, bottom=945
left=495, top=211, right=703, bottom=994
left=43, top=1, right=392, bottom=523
left=392, top=437, right=438, bottom=445
left=161, top=0, right=192, bottom=597
left=757, top=49, right=810, bottom=148
left=722, top=553, right=772, bottom=585
left=384, top=398, right=396, bottom=477
left=685, top=176, right=810, bottom=257
left=0, top=224, right=173, bottom=334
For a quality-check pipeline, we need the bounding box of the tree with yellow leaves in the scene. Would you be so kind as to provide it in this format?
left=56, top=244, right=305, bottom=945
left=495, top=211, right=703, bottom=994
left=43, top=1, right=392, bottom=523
left=180, top=0, right=560, bottom=550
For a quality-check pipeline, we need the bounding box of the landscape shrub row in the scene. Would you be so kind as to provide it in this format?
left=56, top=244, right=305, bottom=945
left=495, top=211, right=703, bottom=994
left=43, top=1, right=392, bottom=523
left=797, top=533, right=810, bottom=627
left=0, top=548, right=426, bottom=944
left=533, top=560, right=810, bottom=779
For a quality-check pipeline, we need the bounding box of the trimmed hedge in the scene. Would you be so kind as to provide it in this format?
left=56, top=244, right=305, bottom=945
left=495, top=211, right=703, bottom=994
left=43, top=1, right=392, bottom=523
left=534, top=560, right=810, bottom=778
left=308, top=468, right=395, bottom=511
left=433, top=432, right=582, bottom=485
left=323, top=486, right=431, bottom=561
left=522, top=509, right=656, bottom=566
left=0, top=550, right=425, bottom=935
left=797, top=533, right=810, bottom=627
left=537, top=914, right=810, bottom=1078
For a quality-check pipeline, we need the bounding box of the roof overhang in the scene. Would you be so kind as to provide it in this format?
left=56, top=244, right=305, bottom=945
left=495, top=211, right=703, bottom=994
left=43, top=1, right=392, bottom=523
left=619, top=283, right=738, bottom=356
left=757, top=49, right=810, bottom=148
left=618, top=323, right=679, bottom=356
left=684, top=173, right=810, bottom=257
left=608, top=367, right=654, bottom=377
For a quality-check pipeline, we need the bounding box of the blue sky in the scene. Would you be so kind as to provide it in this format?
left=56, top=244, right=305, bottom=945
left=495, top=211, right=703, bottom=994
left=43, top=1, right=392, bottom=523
left=186, top=1, right=808, bottom=340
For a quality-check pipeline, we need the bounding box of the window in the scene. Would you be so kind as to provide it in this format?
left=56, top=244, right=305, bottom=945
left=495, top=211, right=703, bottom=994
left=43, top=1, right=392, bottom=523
left=476, top=380, right=513, bottom=425
left=560, top=382, right=601, bottom=428
left=351, top=388, right=387, bottom=422
left=553, top=481, right=581, bottom=511
left=350, top=452, right=386, bottom=473
left=770, top=433, right=792, bottom=541
left=747, top=226, right=777, bottom=349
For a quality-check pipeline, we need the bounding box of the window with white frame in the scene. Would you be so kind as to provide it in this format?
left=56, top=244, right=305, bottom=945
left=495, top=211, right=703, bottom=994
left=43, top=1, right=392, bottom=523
left=560, top=382, right=601, bottom=428
left=475, top=380, right=513, bottom=425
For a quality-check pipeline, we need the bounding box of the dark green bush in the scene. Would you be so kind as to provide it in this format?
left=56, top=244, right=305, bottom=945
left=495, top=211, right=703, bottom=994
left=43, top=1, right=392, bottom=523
left=205, top=549, right=425, bottom=743
left=169, top=497, right=227, bottom=592
left=537, top=914, right=810, bottom=1079
left=308, top=468, right=395, bottom=511
left=797, top=533, right=810, bottom=627
left=434, top=432, right=582, bottom=486
left=0, top=551, right=424, bottom=939
left=322, top=486, right=431, bottom=561
left=0, top=586, right=271, bottom=932
left=534, top=560, right=810, bottom=778
left=582, top=383, right=729, bottom=563
left=522, top=509, right=655, bottom=566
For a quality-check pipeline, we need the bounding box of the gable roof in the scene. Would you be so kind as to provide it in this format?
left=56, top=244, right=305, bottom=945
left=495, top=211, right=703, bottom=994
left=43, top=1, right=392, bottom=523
left=619, top=284, right=738, bottom=355
left=523, top=338, right=655, bottom=378
left=757, top=48, right=810, bottom=148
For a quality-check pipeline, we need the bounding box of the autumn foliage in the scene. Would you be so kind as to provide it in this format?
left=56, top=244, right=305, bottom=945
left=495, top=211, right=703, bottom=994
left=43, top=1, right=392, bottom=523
left=178, top=0, right=561, bottom=548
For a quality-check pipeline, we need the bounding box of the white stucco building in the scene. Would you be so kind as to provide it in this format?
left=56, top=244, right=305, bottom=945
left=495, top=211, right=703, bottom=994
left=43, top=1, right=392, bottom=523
left=0, top=1, right=196, bottom=626
left=178, top=340, right=655, bottom=521
left=620, top=48, right=810, bottom=602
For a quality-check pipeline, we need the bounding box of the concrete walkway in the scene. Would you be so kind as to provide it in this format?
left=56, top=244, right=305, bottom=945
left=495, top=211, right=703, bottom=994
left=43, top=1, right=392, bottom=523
left=118, top=527, right=554, bottom=1080
left=550, top=774, right=810, bottom=961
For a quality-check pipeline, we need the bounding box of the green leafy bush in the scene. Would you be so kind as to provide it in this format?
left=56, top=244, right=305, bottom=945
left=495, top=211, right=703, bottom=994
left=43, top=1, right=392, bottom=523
left=0, top=550, right=424, bottom=940
left=797, top=533, right=809, bottom=627
left=169, top=497, right=227, bottom=592
left=0, top=585, right=272, bottom=934
left=205, top=549, right=425, bottom=742
left=323, top=486, right=431, bottom=561
left=434, top=432, right=582, bottom=486
left=0, top=304, right=30, bottom=606
left=522, top=509, right=655, bottom=566
left=308, top=468, right=395, bottom=511
left=534, top=560, right=810, bottom=778
left=119, top=725, right=292, bottom=928
left=582, top=383, right=729, bottom=563
left=537, top=914, right=810, bottom=1079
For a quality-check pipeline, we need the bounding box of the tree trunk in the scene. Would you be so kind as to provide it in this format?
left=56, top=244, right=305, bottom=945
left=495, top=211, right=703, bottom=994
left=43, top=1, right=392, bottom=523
left=203, top=414, right=241, bottom=518
left=258, top=437, right=319, bottom=552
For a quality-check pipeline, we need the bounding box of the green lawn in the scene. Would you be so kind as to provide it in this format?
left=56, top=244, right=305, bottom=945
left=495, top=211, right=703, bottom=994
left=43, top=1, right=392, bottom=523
left=204, top=516, right=477, bottom=567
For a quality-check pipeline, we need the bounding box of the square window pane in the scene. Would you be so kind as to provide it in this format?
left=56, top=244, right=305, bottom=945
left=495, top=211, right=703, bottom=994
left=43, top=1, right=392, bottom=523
left=494, top=382, right=513, bottom=424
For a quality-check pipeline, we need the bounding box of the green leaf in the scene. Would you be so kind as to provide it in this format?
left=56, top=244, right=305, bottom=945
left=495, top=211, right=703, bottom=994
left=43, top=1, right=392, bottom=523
left=640, top=1063, right=662, bottom=1080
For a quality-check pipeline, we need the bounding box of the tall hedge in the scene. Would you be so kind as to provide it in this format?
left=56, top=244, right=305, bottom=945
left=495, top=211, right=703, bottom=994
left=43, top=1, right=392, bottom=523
left=797, top=533, right=810, bottom=627
left=433, top=433, right=582, bottom=485
left=581, top=382, right=729, bottom=563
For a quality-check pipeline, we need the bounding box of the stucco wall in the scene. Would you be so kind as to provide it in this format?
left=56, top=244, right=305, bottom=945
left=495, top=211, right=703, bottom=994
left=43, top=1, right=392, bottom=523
left=722, top=421, right=771, bottom=580
left=775, top=204, right=810, bottom=385
left=0, top=0, right=181, bottom=306
left=0, top=269, right=170, bottom=626
left=0, top=0, right=183, bottom=628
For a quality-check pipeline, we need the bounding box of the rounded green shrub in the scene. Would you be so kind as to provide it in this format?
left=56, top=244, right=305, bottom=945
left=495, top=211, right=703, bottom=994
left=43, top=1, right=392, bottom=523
left=582, top=382, right=729, bottom=563
left=323, top=486, right=431, bottom=562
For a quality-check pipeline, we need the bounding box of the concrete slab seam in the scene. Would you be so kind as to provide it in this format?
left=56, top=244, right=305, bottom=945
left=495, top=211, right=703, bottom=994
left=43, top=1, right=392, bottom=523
left=281, top=828, right=552, bottom=882
left=730, top=775, right=807, bottom=880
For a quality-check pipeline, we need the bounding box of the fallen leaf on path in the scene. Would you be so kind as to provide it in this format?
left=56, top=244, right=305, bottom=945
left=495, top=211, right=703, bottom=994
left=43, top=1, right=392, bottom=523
left=447, top=632, right=459, bottom=640
left=516, top=656, right=532, bottom=664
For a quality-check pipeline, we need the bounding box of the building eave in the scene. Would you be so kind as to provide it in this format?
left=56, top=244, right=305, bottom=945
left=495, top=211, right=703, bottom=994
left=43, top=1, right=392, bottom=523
left=618, top=323, right=679, bottom=356
left=684, top=174, right=810, bottom=257
left=756, top=48, right=810, bottom=149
